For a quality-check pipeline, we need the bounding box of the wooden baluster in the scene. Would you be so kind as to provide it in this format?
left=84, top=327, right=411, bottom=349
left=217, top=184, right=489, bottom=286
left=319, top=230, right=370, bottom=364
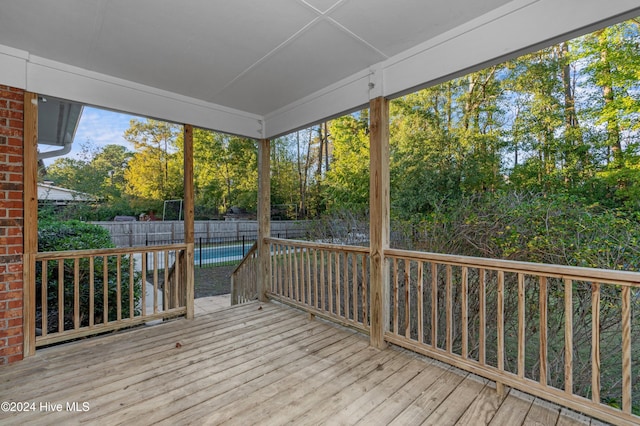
left=313, top=249, right=319, bottom=309
left=540, top=276, right=548, bottom=386
left=58, top=259, right=64, bottom=333
left=141, top=253, right=147, bottom=317
left=89, top=257, right=94, bottom=327
left=344, top=252, right=350, bottom=320
left=153, top=252, right=159, bottom=314
left=621, top=285, right=631, bottom=414
left=294, top=245, right=301, bottom=302
left=74, top=258, right=80, bottom=329
left=352, top=253, right=358, bottom=323
left=518, top=273, right=525, bottom=378
left=41, top=261, right=48, bottom=337
left=446, top=264, right=452, bottom=353
left=564, top=278, right=573, bottom=394
left=478, top=268, right=486, bottom=365
left=307, top=247, right=312, bottom=307
left=116, top=254, right=122, bottom=321
left=320, top=250, right=326, bottom=311
left=591, top=282, right=600, bottom=404
left=174, top=250, right=180, bottom=308
left=272, top=244, right=278, bottom=296
left=288, top=245, right=294, bottom=299
left=129, top=253, right=135, bottom=317
left=328, top=251, right=333, bottom=314
left=282, top=244, right=287, bottom=298
left=163, top=250, right=169, bottom=311
left=461, top=266, right=468, bottom=359
left=404, top=259, right=410, bottom=339
left=417, top=261, right=424, bottom=344
left=431, top=262, right=438, bottom=348
left=362, top=255, right=368, bottom=328
left=393, top=258, right=399, bottom=335
left=497, top=270, right=505, bottom=396
left=103, top=256, right=108, bottom=324
left=335, top=251, right=341, bottom=317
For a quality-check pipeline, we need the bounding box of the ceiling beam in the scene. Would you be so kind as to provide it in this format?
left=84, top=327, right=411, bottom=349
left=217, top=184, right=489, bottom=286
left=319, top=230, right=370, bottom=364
left=0, top=48, right=264, bottom=139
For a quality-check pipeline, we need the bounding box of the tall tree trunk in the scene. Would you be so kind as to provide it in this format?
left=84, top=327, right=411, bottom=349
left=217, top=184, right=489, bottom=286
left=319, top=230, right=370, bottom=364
left=597, top=30, right=622, bottom=164
left=317, top=125, right=324, bottom=178
left=559, top=42, right=585, bottom=182
left=324, top=121, right=330, bottom=173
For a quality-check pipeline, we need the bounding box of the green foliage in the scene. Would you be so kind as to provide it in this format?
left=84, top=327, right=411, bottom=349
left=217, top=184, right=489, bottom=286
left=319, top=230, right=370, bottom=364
left=36, top=220, right=142, bottom=332
left=325, top=112, right=370, bottom=213
left=397, top=191, right=640, bottom=271
left=123, top=119, right=183, bottom=201
left=44, top=143, right=137, bottom=220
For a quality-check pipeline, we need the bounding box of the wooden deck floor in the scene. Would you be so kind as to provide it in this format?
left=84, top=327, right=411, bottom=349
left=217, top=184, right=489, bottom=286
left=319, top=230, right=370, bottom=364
left=1, top=301, right=600, bottom=425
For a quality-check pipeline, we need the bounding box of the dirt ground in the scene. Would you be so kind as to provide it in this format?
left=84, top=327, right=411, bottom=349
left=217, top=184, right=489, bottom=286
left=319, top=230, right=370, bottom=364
left=194, top=265, right=235, bottom=298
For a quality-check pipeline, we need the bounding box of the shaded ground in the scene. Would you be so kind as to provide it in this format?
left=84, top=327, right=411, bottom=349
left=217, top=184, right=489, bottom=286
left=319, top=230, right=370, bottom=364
left=194, top=265, right=235, bottom=298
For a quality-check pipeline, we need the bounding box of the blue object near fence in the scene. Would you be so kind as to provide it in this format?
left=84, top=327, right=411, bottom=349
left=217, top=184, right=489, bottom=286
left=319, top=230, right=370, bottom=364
left=195, top=236, right=256, bottom=267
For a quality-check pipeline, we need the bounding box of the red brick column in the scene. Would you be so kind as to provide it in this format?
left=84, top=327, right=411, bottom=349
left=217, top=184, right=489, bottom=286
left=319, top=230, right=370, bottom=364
left=0, top=85, right=25, bottom=364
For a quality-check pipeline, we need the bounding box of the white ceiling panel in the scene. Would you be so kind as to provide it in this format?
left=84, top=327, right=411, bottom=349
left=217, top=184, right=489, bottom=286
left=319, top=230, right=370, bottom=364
left=88, top=0, right=319, bottom=102
left=0, top=0, right=105, bottom=69
left=212, top=18, right=386, bottom=114
left=328, top=0, right=513, bottom=57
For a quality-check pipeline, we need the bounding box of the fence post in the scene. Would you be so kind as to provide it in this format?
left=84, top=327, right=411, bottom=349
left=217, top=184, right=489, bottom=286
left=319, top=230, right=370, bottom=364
left=242, top=235, right=246, bottom=256
left=199, top=237, right=202, bottom=268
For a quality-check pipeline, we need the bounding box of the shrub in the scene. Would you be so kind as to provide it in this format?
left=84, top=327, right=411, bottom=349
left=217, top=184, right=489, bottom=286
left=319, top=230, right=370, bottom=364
left=36, top=219, right=142, bottom=333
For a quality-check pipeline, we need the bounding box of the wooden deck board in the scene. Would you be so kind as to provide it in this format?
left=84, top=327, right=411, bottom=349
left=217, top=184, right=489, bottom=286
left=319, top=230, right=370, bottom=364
left=421, top=375, right=488, bottom=425
left=489, top=389, right=535, bottom=426
left=0, top=301, right=599, bottom=425
left=523, top=398, right=561, bottom=426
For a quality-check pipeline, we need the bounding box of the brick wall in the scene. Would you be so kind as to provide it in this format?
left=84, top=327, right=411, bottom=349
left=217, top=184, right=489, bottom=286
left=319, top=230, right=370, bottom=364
left=0, top=85, right=25, bottom=365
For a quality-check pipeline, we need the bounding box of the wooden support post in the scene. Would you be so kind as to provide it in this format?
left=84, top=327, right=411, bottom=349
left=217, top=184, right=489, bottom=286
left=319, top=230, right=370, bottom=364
left=257, top=139, right=271, bottom=302
left=23, top=92, right=38, bottom=357
left=369, top=96, right=390, bottom=349
left=183, top=124, right=195, bottom=319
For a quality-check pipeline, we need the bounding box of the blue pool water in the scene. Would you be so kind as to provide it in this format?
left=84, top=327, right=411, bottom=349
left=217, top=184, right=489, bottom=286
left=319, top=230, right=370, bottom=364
left=194, top=244, right=247, bottom=265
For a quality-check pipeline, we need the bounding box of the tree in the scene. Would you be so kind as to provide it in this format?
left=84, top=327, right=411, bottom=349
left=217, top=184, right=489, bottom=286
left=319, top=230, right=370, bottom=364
left=325, top=112, right=370, bottom=213
left=123, top=119, right=182, bottom=202
left=90, top=144, right=132, bottom=200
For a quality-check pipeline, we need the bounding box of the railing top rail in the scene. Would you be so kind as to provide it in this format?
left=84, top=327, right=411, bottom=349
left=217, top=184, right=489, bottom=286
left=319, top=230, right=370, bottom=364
left=35, top=243, right=188, bottom=260
left=385, top=247, right=640, bottom=287
left=266, top=237, right=370, bottom=254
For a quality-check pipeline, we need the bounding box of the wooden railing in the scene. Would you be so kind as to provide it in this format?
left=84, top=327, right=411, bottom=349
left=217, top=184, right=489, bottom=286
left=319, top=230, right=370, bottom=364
left=384, top=248, right=640, bottom=426
left=266, top=238, right=371, bottom=333
left=35, top=244, right=188, bottom=347
left=253, top=238, right=639, bottom=425
left=230, top=242, right=258, bottom=305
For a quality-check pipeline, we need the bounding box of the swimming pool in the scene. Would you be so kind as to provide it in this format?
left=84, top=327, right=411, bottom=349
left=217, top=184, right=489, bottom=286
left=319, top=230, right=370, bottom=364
left=194, top=243, right=252, bottom=266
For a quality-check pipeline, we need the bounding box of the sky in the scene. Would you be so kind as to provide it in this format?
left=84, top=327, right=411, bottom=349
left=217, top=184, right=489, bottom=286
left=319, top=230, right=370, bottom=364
left=40, top=106, right=141, bottom=165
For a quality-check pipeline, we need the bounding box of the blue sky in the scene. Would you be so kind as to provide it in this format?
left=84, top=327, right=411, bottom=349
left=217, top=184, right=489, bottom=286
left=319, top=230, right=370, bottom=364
left=41, top=106, right=141, bottom=165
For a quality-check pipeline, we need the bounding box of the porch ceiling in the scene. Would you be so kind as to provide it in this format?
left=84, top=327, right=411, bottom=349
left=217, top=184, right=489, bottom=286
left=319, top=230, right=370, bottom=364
left=1, top=0, right=640, bottom=139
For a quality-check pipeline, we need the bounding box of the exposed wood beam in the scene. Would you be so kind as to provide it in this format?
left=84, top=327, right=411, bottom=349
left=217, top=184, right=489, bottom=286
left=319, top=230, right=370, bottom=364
left=257, top=139, right=271, bottom=302
left=369, top=96, right=390, bottom=349
left=23, top=91, right=38, bottom=357
left=183, top=124, right=195, bottom=319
